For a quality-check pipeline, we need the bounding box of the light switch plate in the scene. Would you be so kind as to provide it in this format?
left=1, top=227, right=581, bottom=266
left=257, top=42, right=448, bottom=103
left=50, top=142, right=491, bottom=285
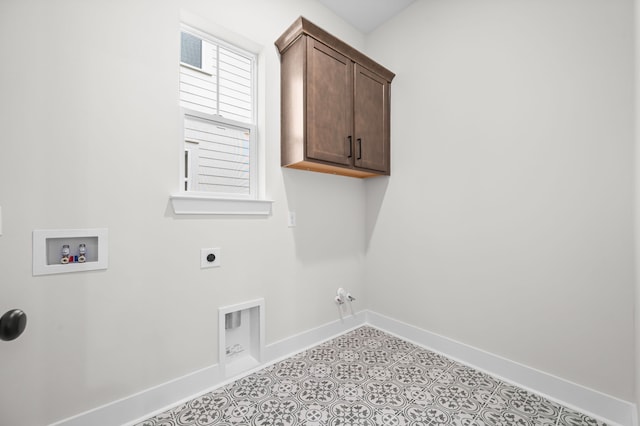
left=287, top=211, right=296, bottom=227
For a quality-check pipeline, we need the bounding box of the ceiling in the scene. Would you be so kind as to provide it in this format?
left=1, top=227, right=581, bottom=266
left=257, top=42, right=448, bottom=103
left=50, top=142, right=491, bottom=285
left=316, top=0, right=417, bottom=34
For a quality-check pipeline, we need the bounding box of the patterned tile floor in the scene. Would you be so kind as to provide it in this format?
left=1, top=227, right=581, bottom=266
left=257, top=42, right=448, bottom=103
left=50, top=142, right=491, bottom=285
left=134, top=326, right=607, bottom=426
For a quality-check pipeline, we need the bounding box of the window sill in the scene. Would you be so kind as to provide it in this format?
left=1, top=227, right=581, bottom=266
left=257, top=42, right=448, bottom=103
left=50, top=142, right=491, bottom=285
left=170, top=194, right=273, bottom=216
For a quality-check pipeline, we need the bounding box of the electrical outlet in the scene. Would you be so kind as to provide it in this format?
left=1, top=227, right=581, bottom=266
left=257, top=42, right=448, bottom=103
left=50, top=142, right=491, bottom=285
left=201, top=248, right=221, bottom=268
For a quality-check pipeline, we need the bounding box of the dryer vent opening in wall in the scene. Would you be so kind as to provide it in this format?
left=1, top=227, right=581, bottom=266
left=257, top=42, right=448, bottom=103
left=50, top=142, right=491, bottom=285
left=219, top=299, right=264, bottom=378
left=225, top=311, right=242, bottom=330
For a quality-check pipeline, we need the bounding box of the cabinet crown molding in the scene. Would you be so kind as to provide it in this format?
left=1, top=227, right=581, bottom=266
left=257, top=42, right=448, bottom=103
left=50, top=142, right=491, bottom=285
left=275, top=16, right=395, bottom=83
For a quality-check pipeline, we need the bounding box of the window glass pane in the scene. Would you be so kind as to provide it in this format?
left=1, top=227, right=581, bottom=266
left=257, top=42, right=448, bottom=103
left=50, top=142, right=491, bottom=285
left=180, top=26, right=257, bottom=198
left=181, top=32, right=202, bottom=69
left=184, top=114, right=252, bottom=195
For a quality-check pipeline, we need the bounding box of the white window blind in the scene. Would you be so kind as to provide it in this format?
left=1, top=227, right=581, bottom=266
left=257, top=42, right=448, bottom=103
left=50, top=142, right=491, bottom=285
left=179, top=26, right=257, bottom=199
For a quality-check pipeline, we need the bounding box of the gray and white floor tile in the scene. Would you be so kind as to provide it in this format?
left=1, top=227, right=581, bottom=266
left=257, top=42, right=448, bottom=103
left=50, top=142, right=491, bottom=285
left=134, top=326, right=608, bottom=426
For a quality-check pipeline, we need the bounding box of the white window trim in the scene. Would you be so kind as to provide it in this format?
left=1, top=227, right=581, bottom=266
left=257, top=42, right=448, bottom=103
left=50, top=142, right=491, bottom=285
left=171, top=20, right=273, bottom=216
left=170, top=193, right=273, bottom=215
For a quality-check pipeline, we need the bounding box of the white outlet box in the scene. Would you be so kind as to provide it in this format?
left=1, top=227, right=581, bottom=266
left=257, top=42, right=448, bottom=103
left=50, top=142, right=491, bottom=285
left=201, top=248, right=221, bottom=268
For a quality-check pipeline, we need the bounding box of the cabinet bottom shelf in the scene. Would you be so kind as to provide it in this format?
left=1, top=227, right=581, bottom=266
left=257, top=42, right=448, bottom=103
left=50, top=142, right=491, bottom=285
left=284, top=160, right=386, bottom=178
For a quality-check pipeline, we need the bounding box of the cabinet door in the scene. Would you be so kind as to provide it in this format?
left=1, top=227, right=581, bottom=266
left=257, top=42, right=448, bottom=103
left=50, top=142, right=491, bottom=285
left=354, top=64, right=390, bottom=173
left=306, top=37, right=353, bottom=166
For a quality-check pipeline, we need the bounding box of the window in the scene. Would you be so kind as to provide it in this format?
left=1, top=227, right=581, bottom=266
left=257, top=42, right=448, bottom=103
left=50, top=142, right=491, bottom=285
left=172, top=25, right=270, bottom=215
left=178, top=26, right=258, bottom=199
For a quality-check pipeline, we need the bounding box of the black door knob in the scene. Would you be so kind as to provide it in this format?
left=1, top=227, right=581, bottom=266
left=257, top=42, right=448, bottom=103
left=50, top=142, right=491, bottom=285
left=0, top=309, right=27, bottom=341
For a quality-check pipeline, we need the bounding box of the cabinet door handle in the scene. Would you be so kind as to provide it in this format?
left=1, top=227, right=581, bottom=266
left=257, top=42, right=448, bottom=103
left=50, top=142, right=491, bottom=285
left=357, top=138, right=362, bottom=160
left=347, top=136, right=353, bottom=158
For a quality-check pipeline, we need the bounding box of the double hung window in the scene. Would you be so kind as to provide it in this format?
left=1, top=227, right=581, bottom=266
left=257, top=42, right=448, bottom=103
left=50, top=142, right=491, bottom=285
left=179, top=26, right=257, bottom=198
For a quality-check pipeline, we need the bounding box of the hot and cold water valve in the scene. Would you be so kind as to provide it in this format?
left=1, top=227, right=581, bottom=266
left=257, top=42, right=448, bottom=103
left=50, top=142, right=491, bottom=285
left=335, top=288, right=356, bottom=319
left=334, top=287, right=355, bottom=305
left=60, top=243, right=87, bottom=264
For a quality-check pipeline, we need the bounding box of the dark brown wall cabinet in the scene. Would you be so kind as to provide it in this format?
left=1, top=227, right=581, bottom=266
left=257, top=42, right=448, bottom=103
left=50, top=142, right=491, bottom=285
left=275, top=17, right=395, bottom=178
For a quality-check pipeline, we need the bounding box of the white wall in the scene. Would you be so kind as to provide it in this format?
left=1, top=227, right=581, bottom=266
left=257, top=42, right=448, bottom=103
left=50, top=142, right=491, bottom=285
left=635, top=0, right=640, bottom=416
left=0, top=1, right=367, bottom=425
left=365, top=0, right=636, bottom=402
left=1, top=1, right=636, bottom=424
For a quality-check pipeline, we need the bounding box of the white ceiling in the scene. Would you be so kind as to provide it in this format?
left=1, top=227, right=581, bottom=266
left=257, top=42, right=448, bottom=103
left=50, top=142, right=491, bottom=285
left=317, top=0, right=417, bottom=34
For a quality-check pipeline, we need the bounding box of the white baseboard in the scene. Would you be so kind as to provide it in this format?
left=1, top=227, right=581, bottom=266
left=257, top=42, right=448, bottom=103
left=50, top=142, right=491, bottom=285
left=263, top=310, right=366, bottom=363
left=365, top=310, right=637, bottom=426
left=50, top=311, right=366, bottom=426
left=49, top=363, right=223, bottom=426
left=50, top=309, right=636, bottom=426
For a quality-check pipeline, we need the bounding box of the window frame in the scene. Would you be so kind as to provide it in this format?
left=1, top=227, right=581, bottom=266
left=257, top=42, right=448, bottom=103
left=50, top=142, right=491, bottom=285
left=171, top=23, right=272, bottom=215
